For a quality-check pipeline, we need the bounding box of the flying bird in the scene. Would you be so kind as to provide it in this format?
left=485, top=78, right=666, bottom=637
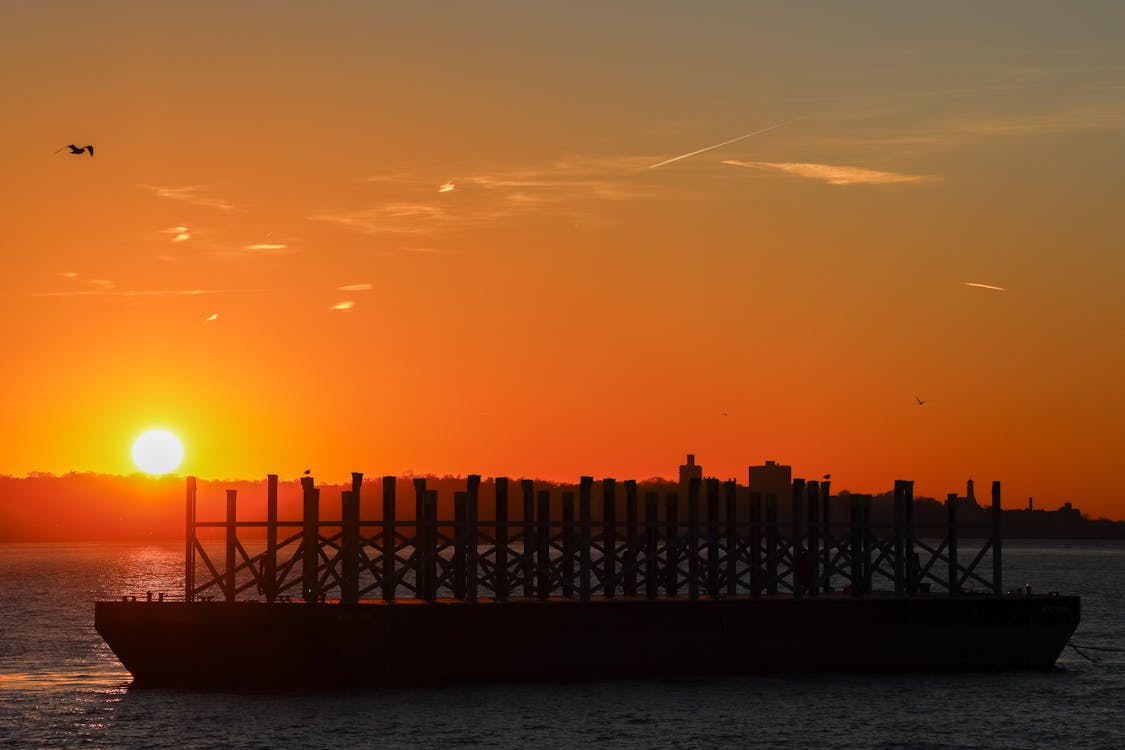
left=915, top=396, right=927, bottom=406
left=55, top=144, right=94, bottom=157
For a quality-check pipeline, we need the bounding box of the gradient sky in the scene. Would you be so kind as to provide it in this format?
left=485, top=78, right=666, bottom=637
left=3, top=2, right=1125, bottom=517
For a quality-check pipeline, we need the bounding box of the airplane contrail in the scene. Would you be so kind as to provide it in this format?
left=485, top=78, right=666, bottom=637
left=647, top=122, right=787, bottom=169
left=964, top=282, right=1006, bottom=291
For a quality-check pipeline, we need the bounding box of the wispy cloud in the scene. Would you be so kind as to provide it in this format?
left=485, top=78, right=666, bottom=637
left=438, top=181, right=456, bottom=193
left=330, top=301, right=354, bottom=311
left=162, top=226, right=192, bottom=243
left=30, top=288, right=219, bottom=298
left=243, top=243, right=292, bottom=252
left=141, top=185, right=235, bottom=212
left=338, top=283, right=372, bottom=292
left=205, top=313, right=219, bottom=321
left=57, top=272, right=78, bottom=280
left=722, top=160, right=929, bottom=185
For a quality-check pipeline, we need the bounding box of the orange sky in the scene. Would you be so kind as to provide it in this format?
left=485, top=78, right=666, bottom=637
left=3, top=3, right=1125, bottom=518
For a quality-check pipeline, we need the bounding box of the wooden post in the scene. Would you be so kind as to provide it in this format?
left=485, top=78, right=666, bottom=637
left=382, top=476, right=396, bottom=602
left=644, top=491, right=658, bottom=599
left=521, top=480, right=535, bottom=598
left=749, top=492, right=762, bottom=598
left=687, top=477, right=700, bottom=600
left=185, top=476, right=196, bottom=602
left=624, top=480, right=638, bottom=596
left=724, top=480, right=738, bottom=596
left=495, top=477, right=509, bottom=601
left=603, top=478, right=616, bottom=598
left=765, top=493, right=778, bottom=595
left=562, top=491, right=576, bottom=598
left=264, top=474, right=277, bottom=603
left=894, top=480, right=906, bottom=598
left=792, top=479, right=805, bottom=599
left=579, top=477, right=592, bottom=601
left=423, top=489, right=438, bottom=601
left=992, top=481, right=1002, bottom=596
left=821, top=480, right=832, bottom=592
left=467, top=475, right=480, bottom=602
left=946, top=492, right=958, bottom=595
left=413, top=478, right=427, bottom=598
left=453, top=491, right=467, bottom=600
left=706, top=478, right=720, bottom=597
left=225, top=489, right=237, bottom=603
left=861, top=494, right=873, bottom=595
left=665, top=492, right=679, bottom=596
left=904, top=480, right=915, bottom=593
left=849, top=494, right=861, bottom=597
left=341, top=489, right=359, bottom=605
left=807, top=480, right=820, bottom=596
left=536, top=489, right=551, bottom=600
left=301, top=477, right=319, bottom=603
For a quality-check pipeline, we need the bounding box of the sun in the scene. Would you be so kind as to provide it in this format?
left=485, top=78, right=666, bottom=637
left=131, top=430, right=184, bottom=475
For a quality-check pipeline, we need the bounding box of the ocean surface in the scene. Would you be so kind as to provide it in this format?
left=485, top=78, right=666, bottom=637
left=1, top=540, right=1123, bottom=749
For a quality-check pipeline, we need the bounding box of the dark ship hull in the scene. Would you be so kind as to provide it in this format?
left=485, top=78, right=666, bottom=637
left=95, top=593, right=1080, bottom=689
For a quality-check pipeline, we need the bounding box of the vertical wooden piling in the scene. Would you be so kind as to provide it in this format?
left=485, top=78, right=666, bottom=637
left=665, top=492, right=679, bottom=596
left=341, top=489, right=360, bottom=605
left=749, top=492, right=762, bottom=598
left=992, top=481, right=1002, bottom=596
left=821, top=481, right=832, bottom=592
left=264, top=474, right=277, bottom=603
left=904, top=481, right=916, bottom=593
left=861, top=494, right=873, bottom=595
left=807, top=480, right=820, bottom=596
left=562, top=491, right=576, bottom=598
left=946, top=492, right=958, bottom=595
left=687, top=477, right=700, bottom=600
left=894, top=481, right=906, bottom=598
left=644, top=491, right=658, bottom=599
left=536, top=489, right=551, bottom=600
left=495, top=477, right=509, bottom=601
left=467, top=475, right=480, bottom=602
left=413, top=478, right=427, bottom=599
left=849, top=494, right=861, bottom=597
left=724, top=480, right=738, bottom=596
left=185, top=476, right=196, bottom=602
left=624, top=480, right=638, bottom=596
left=579, top=477, right=592, bottom=601
left=225, top=489, right=237, bottom=603
left=792, top=479, right=805, bottom=599
left=706, top=478, right=720, bottom=597
left=521, top=480, right=535, bottom=598
left=423, top=489, right=438, bottom=601
left=765, top=493, right=778, bottom=595
left=453, top=491, right=467, bottom=600
left=301, top=477, right=319, bottom=603
left=382, top=476, right=396, bottom=602
left=603, top=478, right=617, bottom=598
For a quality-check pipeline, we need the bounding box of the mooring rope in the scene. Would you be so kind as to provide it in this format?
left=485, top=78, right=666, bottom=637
left=1067, top=640, right=1125, bottom=663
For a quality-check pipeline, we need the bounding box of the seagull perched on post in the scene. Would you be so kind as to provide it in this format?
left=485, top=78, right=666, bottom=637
left=55, top=144, right=94, bottom=157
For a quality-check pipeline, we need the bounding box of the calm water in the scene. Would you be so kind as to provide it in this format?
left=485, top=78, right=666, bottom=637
left=1, top=541, right=1124, bottom=749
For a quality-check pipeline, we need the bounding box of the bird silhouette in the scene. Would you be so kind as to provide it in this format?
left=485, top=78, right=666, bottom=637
left=303, top=469, right=311, bottom=475
left=823, top=474, right=831, bottom=480
left=915, top=396, right=927, bottom=406
left=55, top=144, right=94, bottom=157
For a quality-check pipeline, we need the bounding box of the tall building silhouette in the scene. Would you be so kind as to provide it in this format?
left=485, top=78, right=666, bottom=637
left=748, top=460, right=792, bottom=502
left=679, top=454, right=703, bottom=487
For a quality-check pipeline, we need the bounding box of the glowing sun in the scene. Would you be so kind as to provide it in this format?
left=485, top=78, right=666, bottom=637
left=131, top=430, right=184, bottom=475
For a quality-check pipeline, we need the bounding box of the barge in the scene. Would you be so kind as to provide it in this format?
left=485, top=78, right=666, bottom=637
left=96, top=473, right=1081, bottom=687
